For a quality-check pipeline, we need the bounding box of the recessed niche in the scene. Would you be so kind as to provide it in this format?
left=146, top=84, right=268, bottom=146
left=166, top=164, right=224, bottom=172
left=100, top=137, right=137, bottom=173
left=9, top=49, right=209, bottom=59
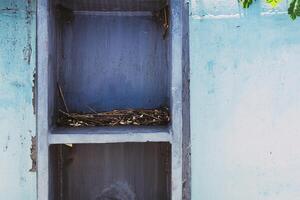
left=49, top=142, right=171, bottom=200
left=47, top=0, right=171, bottom=128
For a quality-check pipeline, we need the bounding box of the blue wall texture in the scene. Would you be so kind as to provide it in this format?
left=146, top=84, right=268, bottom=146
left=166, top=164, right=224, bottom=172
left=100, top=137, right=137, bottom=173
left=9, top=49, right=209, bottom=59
left=190, top=0, right=300, bottom=199
left=0, top=0, right=36, bottom=199
left=2, top=0, right=300, bottom=199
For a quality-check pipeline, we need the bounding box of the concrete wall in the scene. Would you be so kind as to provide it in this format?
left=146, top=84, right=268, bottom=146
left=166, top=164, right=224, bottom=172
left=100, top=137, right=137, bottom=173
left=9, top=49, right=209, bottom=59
left=0, top=0, right=36, bottom=199
left=2, top=0, right=300, bottom=199
left=190, top=0, right=300, bottom=199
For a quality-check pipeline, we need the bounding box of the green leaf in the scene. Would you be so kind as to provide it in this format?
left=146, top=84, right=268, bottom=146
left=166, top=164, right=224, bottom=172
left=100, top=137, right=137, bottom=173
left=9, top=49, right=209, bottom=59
left=288, top=0, right=300, bottom=20
left=265, top=0, right=282, bottom=7
left=239, top=0, right=253, bottom=8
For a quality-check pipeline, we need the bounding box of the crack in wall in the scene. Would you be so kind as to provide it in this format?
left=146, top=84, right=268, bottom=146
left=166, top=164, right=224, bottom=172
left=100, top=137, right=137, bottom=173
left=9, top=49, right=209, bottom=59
left=32, top=70, right=36, bottom=115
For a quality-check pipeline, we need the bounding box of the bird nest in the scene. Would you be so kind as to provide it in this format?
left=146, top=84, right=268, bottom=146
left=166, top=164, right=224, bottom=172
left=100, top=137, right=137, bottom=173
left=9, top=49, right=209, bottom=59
left=57, top=107, right=170, bottom=127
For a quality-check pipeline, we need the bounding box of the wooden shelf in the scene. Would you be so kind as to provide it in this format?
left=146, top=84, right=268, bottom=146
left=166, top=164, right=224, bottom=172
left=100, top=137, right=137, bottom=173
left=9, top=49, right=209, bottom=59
left=37, top=0, right=185, bottom=198
left=49, top=126, right=171, bottom=144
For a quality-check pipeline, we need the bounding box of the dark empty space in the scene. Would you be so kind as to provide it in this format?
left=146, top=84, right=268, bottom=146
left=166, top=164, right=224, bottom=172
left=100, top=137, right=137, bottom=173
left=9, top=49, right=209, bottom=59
left=49, top=143, right=171, bottom=200
left=58, top=13, right=169, bottom=112
left=47, top=0, right=171, bottom=128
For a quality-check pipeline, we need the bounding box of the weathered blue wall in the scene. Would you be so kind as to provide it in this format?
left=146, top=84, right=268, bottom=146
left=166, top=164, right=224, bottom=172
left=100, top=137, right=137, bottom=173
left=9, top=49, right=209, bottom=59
left=0, top=0, right=36, bottom=199
left=191, top=0, right=300, bottom=199
left=2, top=0, right=300, bottom=199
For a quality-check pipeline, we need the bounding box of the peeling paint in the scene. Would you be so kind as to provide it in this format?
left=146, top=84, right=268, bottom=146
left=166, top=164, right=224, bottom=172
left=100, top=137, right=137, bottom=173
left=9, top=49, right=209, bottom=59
left=29, top=136, right=37, bottom=172
left=0, top=0, right=36, bottom=199
left=25, top=0, right=33, bottom=65
left=23, top=44, right=32, bottom=64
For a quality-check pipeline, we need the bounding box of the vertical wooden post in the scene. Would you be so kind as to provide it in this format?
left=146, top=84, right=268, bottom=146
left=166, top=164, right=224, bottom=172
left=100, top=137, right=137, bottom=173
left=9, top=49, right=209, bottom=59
left=37, top=0, right=186, bottom=199
left=37, top=0, right=49, bottom=199
left=170, top=0, right=183, bottom=199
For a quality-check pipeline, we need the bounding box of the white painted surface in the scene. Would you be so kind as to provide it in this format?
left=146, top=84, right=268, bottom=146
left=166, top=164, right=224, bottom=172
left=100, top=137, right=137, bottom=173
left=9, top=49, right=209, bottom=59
left=190, top=1, right=300, bottom=199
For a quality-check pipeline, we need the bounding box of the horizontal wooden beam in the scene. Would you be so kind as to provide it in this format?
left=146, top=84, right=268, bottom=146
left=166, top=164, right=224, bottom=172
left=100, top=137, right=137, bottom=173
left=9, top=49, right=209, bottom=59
left=49, top=126, right=171, bottom=144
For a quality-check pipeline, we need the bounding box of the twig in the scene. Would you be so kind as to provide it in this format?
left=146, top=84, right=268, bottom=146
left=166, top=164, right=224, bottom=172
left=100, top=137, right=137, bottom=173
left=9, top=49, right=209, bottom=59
left=57, top=107, right=170, bottom=127
left=57, top=83, right=69, bottom=113
left=59, top=109, right=71, bottom=116
left=141, top=112, right=161, bottom=121
left=86, top=105, right=97, bottom=114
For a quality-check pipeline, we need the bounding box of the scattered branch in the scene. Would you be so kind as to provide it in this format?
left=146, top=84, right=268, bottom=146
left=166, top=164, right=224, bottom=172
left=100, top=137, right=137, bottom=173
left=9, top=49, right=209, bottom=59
left=57, top=83, right=69, bottom=113
left=57, top=107, right=170, bottom=127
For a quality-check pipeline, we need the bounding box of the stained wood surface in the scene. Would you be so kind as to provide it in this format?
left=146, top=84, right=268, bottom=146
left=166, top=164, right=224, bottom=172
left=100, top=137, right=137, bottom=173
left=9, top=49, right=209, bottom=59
left=39, top=1, right=186, bottom=200
left=57, top=13, right=170, bottom=113
left=50, top=143, right=170, bottom=200
left=58, top=0, right=167, bottom=11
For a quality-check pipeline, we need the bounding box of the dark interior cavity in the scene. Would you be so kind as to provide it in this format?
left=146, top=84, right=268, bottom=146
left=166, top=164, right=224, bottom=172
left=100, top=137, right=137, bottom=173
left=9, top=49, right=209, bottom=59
left=48, top=0, right=171, bottom=128
left=49, top=143, right=171, bottom=200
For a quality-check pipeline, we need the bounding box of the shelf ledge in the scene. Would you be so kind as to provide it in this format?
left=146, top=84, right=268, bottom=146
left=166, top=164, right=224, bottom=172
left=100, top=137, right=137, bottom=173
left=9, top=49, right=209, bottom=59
left=49, top=126, right=171, bottom=144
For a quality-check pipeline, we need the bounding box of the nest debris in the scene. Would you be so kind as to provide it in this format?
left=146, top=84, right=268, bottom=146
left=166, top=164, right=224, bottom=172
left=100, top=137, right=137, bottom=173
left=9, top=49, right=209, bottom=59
left=57, top=107, right=170, bottom=127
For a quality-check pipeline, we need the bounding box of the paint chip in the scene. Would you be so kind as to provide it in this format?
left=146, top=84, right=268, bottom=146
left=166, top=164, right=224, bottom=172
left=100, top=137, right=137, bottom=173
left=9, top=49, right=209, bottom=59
left=29, top=136, right=37, bottom=172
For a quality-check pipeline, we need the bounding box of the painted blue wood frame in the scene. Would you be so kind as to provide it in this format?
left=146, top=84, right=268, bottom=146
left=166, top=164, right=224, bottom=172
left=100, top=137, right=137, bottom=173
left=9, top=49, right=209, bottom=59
left=37, top=0, right=186, bottom=199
